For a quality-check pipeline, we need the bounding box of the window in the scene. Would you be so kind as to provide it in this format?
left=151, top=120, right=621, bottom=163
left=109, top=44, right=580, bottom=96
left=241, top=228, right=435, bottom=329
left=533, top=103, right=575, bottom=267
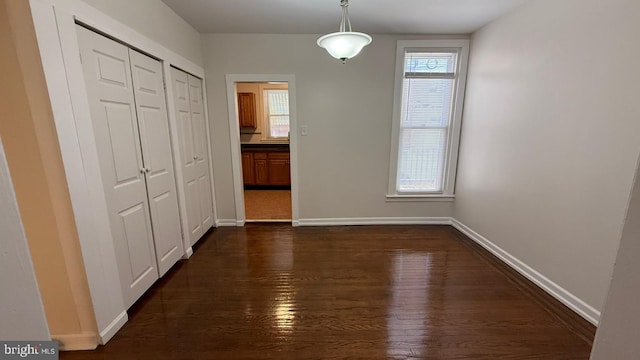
left=263, top=89, right=290, bottom=139
left=388, top=40, right=469, bottom=199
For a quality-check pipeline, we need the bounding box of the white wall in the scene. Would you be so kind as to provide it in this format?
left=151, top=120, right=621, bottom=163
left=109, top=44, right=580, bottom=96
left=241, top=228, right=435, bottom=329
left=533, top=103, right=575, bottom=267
left=590, top=155, right=640, bottom=358
left=455, top=0, right=640, bottom=316
left=0, top=138, right=50, bottom=341
left=202, top=34, right=463, bottom=221
left=80, top=0, right=203, bottom=66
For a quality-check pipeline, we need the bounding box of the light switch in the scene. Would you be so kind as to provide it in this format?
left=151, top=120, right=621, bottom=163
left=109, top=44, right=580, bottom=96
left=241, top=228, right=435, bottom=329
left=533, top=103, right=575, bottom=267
left=300, top=125, right=308, bottom=136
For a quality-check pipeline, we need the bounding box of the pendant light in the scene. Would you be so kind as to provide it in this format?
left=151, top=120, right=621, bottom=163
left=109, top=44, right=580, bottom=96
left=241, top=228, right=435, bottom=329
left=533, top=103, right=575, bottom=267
left=317, top=0, right=372, bottom=63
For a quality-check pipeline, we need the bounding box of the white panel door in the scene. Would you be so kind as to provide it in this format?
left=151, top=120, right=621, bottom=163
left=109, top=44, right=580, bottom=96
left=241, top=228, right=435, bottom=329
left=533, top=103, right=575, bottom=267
left=129, top=49, right=183, bottom=277
left=171, top=68, right=202, bottom=244
left=77, top=26, right=158, bottom=308
left=187, top=75, right=214, bottom=233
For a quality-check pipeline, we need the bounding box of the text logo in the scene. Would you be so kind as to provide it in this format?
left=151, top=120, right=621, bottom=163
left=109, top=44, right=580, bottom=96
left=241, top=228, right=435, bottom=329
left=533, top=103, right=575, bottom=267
left=0, top=342, right=58, bottom=359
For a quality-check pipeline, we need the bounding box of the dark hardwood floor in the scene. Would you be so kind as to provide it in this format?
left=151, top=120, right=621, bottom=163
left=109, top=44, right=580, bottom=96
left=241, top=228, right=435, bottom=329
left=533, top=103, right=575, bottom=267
left=62, top=225, right=593, bottom=359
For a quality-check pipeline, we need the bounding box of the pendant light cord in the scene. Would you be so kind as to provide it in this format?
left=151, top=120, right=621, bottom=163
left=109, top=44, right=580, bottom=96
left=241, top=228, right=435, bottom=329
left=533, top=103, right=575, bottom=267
left=339, top=0, right=352, bottom=32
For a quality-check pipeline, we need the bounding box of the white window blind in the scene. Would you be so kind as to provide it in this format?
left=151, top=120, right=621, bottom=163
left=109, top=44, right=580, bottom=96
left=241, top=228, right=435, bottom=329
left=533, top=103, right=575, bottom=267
left=397, top=51, right=458, bottom=193
left=264, top=89, right=290, bottom=138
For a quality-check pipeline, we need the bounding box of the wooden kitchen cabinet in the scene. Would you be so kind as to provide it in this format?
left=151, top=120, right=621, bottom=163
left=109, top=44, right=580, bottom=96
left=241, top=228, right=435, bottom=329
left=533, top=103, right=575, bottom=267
left=241, top=152, right=255, bottom=185
left=254, top=153, right=269, bottom=185
left=241, top=148, right=290, bottom=187
left=268, top=153, right=291, bottom=185
left=237, top=92, right=257, bottom=128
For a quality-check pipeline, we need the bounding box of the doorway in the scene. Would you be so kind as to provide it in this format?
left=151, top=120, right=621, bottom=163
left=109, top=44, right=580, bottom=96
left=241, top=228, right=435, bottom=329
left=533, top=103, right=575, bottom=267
left=225, top=75, right=299, bottom=225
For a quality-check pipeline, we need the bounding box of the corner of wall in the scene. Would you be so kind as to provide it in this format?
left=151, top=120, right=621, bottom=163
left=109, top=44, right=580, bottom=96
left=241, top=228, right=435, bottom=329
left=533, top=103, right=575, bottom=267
left=1, top=0, right=99, bottom=348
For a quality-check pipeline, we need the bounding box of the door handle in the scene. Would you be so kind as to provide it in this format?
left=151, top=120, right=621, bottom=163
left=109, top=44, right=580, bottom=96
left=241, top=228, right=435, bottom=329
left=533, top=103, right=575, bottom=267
left=145, top=168, right=151, bottom=173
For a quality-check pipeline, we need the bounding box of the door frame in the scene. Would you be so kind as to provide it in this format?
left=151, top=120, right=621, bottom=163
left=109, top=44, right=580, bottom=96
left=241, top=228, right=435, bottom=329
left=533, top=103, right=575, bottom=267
left=225, top=74, right=300, bottom=226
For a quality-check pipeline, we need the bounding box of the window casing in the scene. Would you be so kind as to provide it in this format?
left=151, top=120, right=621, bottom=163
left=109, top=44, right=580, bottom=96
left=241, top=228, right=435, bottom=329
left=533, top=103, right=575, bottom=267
left=388, top=40, right=469, bottom=200
left=263, top=89, right=290, bottom=139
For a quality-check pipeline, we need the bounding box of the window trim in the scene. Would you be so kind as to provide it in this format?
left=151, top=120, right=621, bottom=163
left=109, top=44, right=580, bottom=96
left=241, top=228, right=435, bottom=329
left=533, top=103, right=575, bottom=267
left=387, top=39, right=470, bottom=199
left=259, top=83, right=290, bottom=141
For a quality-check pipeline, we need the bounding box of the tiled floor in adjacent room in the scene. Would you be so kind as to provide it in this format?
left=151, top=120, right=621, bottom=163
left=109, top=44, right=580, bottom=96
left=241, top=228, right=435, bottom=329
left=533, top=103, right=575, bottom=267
left=244, top=189, right=291, bottom=221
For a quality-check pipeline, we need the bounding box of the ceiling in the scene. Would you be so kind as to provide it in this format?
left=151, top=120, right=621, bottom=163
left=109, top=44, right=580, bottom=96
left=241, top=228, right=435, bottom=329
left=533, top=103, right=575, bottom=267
left=162, top=0, right=531, bottom=35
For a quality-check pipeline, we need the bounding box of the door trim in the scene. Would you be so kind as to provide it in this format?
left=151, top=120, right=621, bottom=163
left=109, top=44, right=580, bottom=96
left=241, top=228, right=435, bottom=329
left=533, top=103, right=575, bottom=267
left=225, top=74, right=300, bottom=226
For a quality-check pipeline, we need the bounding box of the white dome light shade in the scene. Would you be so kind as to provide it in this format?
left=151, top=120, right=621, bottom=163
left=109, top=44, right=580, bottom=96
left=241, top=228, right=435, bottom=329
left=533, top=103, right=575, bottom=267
left=317, top=0, right=371, bottom=63
left=317, top=32, right=372, bottom=61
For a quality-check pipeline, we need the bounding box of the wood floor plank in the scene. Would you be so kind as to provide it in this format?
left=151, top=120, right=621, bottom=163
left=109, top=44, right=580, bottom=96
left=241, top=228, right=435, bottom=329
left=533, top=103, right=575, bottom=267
left=61, top=225, right=593, bottom=359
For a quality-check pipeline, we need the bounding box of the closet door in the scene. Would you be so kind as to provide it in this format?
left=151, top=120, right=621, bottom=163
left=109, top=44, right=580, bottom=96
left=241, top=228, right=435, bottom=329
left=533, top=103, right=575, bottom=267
left=129, top=49, right=183, bottom=276
left=187, top=75, right=214, bottom=235
left=171, top=68, right=202, bottom=244
left=77, top=26, right=158, bottom=308
left=171, top=68, right=214, bottom=246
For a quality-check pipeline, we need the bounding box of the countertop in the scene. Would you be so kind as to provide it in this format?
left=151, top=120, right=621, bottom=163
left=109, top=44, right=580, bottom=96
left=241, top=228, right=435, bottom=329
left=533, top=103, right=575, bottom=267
left=241, top=143, right=290, bottom=152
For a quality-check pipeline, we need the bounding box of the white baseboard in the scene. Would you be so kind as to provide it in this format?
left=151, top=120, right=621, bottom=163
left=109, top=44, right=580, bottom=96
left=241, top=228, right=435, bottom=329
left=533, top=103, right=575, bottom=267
left=450, top=218, right=600, bottom=325
left=98, top=311, right=127, bottom=344
left=181, top=246, right=193, bottom=259
left=53, top=332, right=98, bottom=351
left=297, top=217, right=453, bottom=226
left=215, top=219, right=238, bottom=227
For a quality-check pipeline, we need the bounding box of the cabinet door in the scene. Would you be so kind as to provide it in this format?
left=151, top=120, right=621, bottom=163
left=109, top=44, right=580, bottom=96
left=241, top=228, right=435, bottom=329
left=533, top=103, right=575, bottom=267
left=77, top=26, right=158, bottom=308
left=241, top=152, right=255, bottom=185
left=171, top=68, right=202, bottom=244
left=254, top=153, right=269, bottom=185
left=129, top=49, right=183, bottom=277
left=237, top=92, right=256, bottom=128
left=268, top=153, right=291, bottom=186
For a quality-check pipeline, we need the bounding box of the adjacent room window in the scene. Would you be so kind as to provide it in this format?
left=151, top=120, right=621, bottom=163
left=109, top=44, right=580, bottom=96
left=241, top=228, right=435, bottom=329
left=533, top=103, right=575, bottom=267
left=263, top=89, right=290, bottom=139
left=388, top=40, right=469, bottom=198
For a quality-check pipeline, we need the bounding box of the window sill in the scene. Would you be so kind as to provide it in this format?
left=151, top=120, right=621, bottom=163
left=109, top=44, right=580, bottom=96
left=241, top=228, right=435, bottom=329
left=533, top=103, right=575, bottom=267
left=385, top=194, right=455, bottom=202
